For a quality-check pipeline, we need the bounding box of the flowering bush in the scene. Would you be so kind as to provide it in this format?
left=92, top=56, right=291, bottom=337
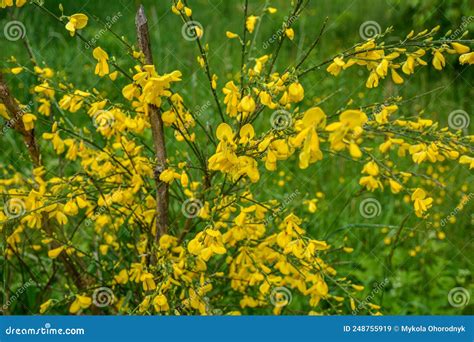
left=1, top=0, right=472, bottom=315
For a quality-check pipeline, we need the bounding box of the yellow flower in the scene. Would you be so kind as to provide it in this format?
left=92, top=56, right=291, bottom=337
left=238, top=95, right=256, bottom=115
left=391, top=68, right=404, bottom=84
left=122, top=84, right=140, bottom=100
left=161, top=110, right=177, bottom=126
left=411, top=188, right=433, bottom=217
left=173, top=0, right=184, bottom=12
left=246, top=15, right=259, bottom=33
left=304, top=199, right=318, bottom=213
left=0, top=104, right=9, bottom=119
left=459, top=155, right=474, bottom=169
left=34, top=81, right=55, bottom=98
left=34, top=66, right=54, bottom=78
left=326, top=109, right=367, bottom=157
left=159, top=168, right=178, bottom=183
left=288, top=82, right=304, bottom=103
left=375, top=59, right=388, bottom=77
left=291, top=107, right=326, bottom=169
left=253, top=55, right=269, bottom=74
left=211, top=74, right=218, bottom=89
left=338, top=109, right=368, bottom=129
left=69, top=295, right=92, bottom=314
left=389, top=179, right=403, bottom=194
left=402, top=56, right=415, bottom=74
left=459, top=52, right=474, bottom=65
left=65, top=13, right=88, bottom=36
left=109, top=71, right=118, bottom=80
left=141, top=272, right=156, bottom=291
left=451, top=42, right=470, bottom=54
left=239, top=123, right=255, bottom=144
left=194, top=25, right=203, bottom=39
left=178, top=172, right=188, bottom=187
left=92, top=47, right=109, bottom=77
left=114, top=269, right=129, bottom=284
left=259, top=91, right=276, bottom=109
left=159, top=234, right=177, bottom=249
left=361, top=161, right=379, bottom=176
left=153, top=294, right=170, bottom=312
left=326, top=57, right=345, bottom=76
left=366, top=71, right=379, bottom=88
left=352, top=284, right=364, bottom=291
left=350, top=298, right=356, bottom=311
left=285, top=28, right=294, bottom=40
left=22, top=113, right=36, bottom=131
left=359, top=175, right=382, bottom=191
left=47, top=246, right=65, bottom=259
left=222, top=81, right=240, bottom=117
left=226, top=31, right=239, bottom=39
left=38, top=98, right=51, bottom=116
left=39, top=299, right=54, bottom=314
left=432, top=50, right=446, bottom=70
left=11, top=67, right=23, bottom=74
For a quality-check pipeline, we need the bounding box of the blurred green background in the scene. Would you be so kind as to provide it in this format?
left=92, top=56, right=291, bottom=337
left=1, top=0, right=473, bottom=314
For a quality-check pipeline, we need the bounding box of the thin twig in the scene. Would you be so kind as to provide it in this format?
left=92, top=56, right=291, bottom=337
left=294, top=16, right=328, bottom=70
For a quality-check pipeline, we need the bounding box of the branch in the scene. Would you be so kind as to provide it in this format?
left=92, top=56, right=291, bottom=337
left=294, top=16, right=328, bottom=70
left=240, top=0, right=249, bottom=94
left=0, top=72, right=41, bottom=167
left=135, top=4, right=169, bottom=240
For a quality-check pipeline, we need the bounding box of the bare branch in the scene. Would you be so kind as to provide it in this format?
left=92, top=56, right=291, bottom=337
left=135, top=4, right=169, bottom=240
left=0, top=72, right=41, bottom=167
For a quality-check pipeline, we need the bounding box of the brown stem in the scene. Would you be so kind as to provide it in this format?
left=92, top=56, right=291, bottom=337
left=0, top=72, right=89, bottom=291
left=0, top=72, right=41, bottom=167
left=240, top=0, right=249, bottom=94
left=135, top=5, right=169, bottom=240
